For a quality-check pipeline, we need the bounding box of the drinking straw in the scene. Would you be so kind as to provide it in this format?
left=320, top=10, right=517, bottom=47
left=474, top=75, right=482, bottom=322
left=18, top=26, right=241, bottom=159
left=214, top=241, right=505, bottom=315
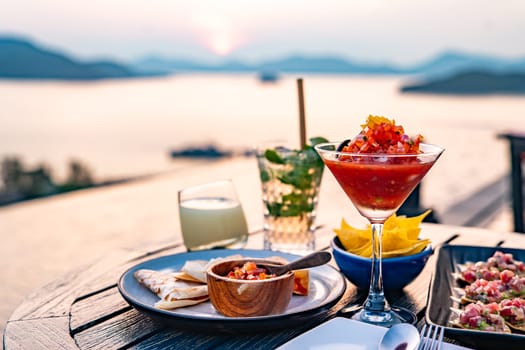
left=297, top=78, right=307, bottom=150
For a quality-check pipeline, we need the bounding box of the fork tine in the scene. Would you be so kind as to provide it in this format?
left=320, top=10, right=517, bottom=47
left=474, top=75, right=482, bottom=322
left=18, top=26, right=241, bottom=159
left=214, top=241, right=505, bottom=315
left=418, top=324, right=444, bottom=350
left=417, top=324, right=427, bottom=350
left=429, top=324, right=439, bottom=350
left=435, top=326, right=444, bottom=350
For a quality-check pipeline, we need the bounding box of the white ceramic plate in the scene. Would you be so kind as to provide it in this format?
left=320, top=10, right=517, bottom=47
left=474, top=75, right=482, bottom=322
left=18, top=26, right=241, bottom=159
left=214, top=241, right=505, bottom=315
left=118, top=249, right=346, bottom=332
left=278, top=317, right=472, bottom=350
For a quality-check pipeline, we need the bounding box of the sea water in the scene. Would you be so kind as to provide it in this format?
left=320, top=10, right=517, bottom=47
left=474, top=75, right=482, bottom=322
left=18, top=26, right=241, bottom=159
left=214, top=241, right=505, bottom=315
left=1, top=73, right=524, bottom=213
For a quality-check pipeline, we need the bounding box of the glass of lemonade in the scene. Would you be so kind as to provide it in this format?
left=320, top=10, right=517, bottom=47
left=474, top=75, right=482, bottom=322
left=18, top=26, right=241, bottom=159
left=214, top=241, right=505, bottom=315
left=178, top=179, right=249, bottom=251
left=256, top=139, right=325, bottom=254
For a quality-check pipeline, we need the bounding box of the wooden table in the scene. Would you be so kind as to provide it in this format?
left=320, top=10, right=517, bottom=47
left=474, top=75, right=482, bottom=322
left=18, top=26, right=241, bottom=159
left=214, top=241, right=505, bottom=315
left=4, top=221, right=525, bottom=350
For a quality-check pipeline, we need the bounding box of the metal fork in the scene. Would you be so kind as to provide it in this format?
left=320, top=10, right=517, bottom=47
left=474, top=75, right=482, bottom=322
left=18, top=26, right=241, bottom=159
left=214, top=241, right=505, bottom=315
left=418, top=324, right=444, bottom=350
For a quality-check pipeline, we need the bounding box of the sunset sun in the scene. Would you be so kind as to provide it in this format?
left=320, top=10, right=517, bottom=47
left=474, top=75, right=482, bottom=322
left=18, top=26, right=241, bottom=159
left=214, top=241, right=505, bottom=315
left=209, top=34, right=235, bottom=56
left=193, top=12, right=241, bottom=56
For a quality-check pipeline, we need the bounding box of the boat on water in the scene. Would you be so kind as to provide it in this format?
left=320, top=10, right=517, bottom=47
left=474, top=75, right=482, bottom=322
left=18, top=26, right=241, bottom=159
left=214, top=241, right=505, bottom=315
left=169, top=144, right=232, bottom=159
left=258, top=71, right=280, bottom=83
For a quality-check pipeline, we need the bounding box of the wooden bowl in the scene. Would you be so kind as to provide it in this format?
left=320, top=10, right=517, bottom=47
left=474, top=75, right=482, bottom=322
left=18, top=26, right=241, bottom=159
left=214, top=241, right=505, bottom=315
left=206, top=258, right=295, bottom=317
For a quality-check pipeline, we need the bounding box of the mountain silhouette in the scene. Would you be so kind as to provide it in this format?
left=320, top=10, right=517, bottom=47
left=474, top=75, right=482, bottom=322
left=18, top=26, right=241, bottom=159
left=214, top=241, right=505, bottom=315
left=132, top=54, right=401, bottom=75
left=132, top=50, right=525, bottom=76
left=401, top=70, right=525, bottom=95
left=2, top=35, right=525, bottom=93
left=405, top=50, right=525, bottom=77
left=0, top=36, right=136, bottom=80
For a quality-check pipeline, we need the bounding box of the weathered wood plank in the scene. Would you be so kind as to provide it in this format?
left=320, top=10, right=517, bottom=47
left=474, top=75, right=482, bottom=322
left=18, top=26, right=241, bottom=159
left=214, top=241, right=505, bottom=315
left=211, top=328, right=310, bottom=350
left=74, top=309, right=158, bottom=350
left=445, top=227, right=507, bottom=246
left=129, top=329, right=223, bottom=350
left=76, top=246, right=187, bottom=298
left=419, top=223, right=461, bottom=246
left=9, top=248, right=142, bottom=321
left=500, top=233, right=525, bottom=248
left=70, top=287, right=130, bottom=333
left=4, top=317, right=78, bottom=350
left=77, top=231, right=265, bottom=298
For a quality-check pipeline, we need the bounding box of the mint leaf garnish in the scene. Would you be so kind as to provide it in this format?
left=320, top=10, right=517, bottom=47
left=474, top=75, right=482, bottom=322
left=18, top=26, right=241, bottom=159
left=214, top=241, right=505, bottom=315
left=260, top=137, right=328, bottom=217
left=259, top=170, right=270, bottom=182
left=309, top=136, right=329, bottom=147
left=264, top=149, right=285, bottom=164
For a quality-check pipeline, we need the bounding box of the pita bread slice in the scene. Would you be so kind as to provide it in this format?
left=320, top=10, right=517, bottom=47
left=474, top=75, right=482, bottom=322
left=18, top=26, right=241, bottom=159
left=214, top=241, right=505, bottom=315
left=180, top=255, right=245, bottom=283
left=171, top=271, right=204, bottom=283
left=180, top=260, right=209, bottom=283
left=134, top=269, right=208, bottom=309
left=134, top=269, right=180, bottom=294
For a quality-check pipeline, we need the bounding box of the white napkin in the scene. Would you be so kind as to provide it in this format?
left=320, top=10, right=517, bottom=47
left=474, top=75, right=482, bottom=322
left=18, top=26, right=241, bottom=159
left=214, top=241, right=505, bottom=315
left=277, top=317, right=472, bottom=350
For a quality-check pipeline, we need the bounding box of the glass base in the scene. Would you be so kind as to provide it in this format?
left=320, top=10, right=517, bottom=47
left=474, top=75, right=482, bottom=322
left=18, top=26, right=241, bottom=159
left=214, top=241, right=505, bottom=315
left=263, top=229, right=315, bottom=255
left=263, top=240, right=315, bottom=255
left=341, top=305, right=417, bottom=328
left=186, top=235, right=247, bottom=252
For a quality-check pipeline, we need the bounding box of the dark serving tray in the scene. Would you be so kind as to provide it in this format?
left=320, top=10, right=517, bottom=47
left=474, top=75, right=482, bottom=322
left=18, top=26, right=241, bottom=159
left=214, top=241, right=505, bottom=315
left=426, top=245, right=525, bottom=350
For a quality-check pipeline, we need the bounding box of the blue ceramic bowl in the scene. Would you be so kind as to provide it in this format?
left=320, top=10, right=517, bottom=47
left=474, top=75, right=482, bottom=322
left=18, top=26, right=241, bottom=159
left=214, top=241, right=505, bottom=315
left=331, top=236, right=433, bottom=290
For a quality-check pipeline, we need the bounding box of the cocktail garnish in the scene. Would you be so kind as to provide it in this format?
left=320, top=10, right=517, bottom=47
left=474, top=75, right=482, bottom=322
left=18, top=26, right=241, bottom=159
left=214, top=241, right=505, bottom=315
left=259, top=137, right=327, bottom=217
left=340, top=115, right=423, bottom=154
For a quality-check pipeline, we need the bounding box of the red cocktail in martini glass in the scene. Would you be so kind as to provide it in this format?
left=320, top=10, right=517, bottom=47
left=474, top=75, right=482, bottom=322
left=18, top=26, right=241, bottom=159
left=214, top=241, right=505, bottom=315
left=315, top=117, right=443, bottom=326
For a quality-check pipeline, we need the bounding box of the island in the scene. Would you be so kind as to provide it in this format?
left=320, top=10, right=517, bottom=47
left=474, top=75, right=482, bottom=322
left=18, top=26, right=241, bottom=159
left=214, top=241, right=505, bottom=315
left=400, top=71, right=525, bottom=95
left=169, top=144, right=233, bottom=158
left=0, top=37, right=142, bottom=80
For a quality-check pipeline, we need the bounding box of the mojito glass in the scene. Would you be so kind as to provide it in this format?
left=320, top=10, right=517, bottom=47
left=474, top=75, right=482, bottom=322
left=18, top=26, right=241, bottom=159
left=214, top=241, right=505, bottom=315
left=256, top=139, right=325, bottom=254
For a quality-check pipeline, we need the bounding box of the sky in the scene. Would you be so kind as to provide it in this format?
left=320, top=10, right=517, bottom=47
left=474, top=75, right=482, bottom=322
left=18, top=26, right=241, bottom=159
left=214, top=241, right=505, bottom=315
left=1, top=0, right=525, bottom=65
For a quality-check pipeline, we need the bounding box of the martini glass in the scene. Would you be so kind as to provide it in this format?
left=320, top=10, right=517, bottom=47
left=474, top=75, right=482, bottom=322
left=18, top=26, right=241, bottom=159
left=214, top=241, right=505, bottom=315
left=315, top=142, right=444, bottom=326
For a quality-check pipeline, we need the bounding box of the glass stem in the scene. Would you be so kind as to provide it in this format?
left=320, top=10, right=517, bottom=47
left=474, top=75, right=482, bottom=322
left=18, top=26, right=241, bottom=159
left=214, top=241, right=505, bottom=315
left=364, top=223, right=390, bottom=313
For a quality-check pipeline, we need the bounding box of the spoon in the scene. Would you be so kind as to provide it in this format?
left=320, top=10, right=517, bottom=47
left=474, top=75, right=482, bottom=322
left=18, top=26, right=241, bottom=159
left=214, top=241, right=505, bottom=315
left=378, top=323, right=420, bottom=350
left=262, top=251, right=332, bottom=276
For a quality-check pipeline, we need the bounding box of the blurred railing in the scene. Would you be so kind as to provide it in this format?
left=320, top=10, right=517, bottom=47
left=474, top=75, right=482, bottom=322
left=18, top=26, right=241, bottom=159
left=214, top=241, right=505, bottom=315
left=498, top=132, right=525, bottom=233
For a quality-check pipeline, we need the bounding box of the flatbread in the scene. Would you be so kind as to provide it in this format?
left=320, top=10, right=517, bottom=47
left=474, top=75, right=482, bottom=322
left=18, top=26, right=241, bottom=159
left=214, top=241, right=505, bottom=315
left=171, top=271, right=204, bottom=283
left=134, top=269, right=208, bottom=309
left=181, top=254, right=244, bottom=283
left=180, top=260, right=209, bottom=283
